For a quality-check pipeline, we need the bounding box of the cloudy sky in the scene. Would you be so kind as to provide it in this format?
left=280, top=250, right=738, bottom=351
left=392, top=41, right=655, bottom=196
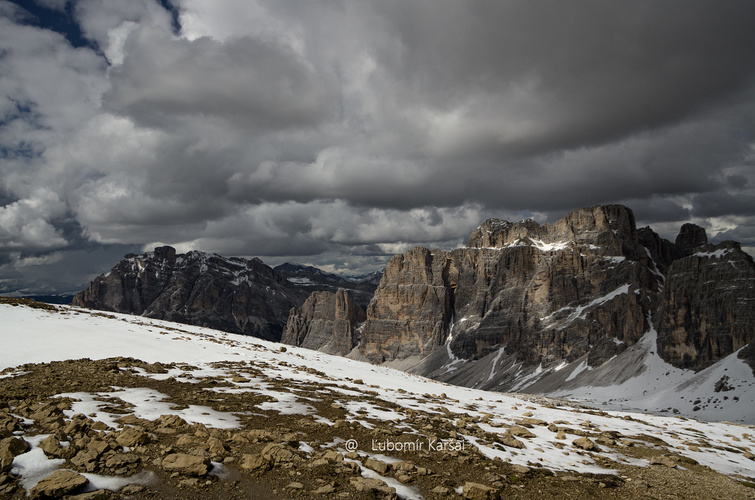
left=2, top=0, right=755, bottom=294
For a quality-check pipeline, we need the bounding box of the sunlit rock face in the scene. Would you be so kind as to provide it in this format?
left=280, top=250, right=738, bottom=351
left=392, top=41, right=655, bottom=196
left=356, top=205, right=754, bottom=379
left=282, top=289, right=366, bottom=356
left=360, top=205, right=656, bottom=367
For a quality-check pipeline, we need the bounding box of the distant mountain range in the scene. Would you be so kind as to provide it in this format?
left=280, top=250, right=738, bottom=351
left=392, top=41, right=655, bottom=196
left=70, top=204, right=755, bottom=420
left=72, top=247, right=380, bottom=341
left=272, top=262, right=380, bottom=307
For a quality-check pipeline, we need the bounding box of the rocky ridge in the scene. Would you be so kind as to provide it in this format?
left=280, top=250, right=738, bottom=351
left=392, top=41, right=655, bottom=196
left=72, top=247, right=309, bottom=341
left=301, top=205, right=755, bottom=395
left=273, top=263, right=380, bottom=308
left=360, top=205, right=660, bottom=367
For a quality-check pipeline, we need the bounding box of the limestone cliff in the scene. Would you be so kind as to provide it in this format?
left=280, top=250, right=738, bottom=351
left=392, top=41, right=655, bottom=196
left=359, top=247, right=454, bottom=362
left=281, top=289, right=366, bottom=355
left=72, top=247, right=308, bottom=341
left=351, top=205, right=754, bottom=385
left=657, top=240, right=755, bottom=370
left=359, top=205, right=658, bottom=368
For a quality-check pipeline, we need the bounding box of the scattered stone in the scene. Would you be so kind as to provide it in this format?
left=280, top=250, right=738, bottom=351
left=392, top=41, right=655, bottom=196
left=508, top=426, right=536, bottom=438
left=597, top=433, right=616, bottom=446
left=286, top=482, right=304, bottom=489
left=650, top=455, right=678, bottom=468
left=207, top=436, right=226, bottom=457
left=87, top=438, right=111, bottom=458
left=364, top=457, right=390, bottom=474
left=241, top=453, right=269, bottom=472
left=104, top=453, right=140, bottom=469
left=90, top=421, right=109, bottom=431
left=120, top=484, right=146, bottom=495
left=39, top=435, right=75, bottom=460
left=71, top=450, right=99, bottom=472
left=500, top=434, right=526, bottom=449
left=0, top=436, right=30, bottom=472
left=511, top=464, right=530, bottom=474
left=162, top=453, right=212, bottom=476
left=261, top=443, right=301, bottom=464
left=155, top=414, right=188, bottom=433
left=68, top=488, right=110, bottom=500
left=313, top=484, right=335, bottom=494
left=572, top=437, right=599, bottom=451
left=462, top=481, right=499, bottom=499
left=350, top=476, right=395, bottom=495
left=115, top=427, right=150, bottom=448
left=431, top=485, right=450, bottom=495
left=516, top=417, right=547, bottom=427
left=177, top=478, right=200, bottom=488
left=322, top=450, right=343, bottom=463
left=393, top=461, right=414, bottom=472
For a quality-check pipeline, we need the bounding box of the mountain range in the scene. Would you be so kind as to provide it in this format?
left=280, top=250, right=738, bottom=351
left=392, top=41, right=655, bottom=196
left=70, top=204, right=755, bottom=422
left=71, top=247, right=380, bottom=341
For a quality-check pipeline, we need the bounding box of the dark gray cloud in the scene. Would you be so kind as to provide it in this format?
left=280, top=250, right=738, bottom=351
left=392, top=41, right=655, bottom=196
left=1, top=0, right=755, bottom=294
left=693, top=192, right=755, bottom=218
left=105, top=30, right=340, bottom=131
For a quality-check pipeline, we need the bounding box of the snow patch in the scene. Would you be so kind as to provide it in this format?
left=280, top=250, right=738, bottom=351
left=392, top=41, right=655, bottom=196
left=694, top=249, right=733, bottom=259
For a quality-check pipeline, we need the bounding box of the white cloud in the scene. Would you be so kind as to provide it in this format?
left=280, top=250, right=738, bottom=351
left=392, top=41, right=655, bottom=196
left=0, top=190, right=68, bottom=251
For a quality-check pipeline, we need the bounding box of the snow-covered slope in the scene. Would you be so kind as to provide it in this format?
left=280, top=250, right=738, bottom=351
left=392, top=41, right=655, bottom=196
left=418, top=320, right=755, bottom=425
left=2, top=300, right=754, bottom=491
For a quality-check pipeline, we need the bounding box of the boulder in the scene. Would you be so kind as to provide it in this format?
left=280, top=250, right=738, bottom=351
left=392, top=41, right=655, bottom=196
left=29, top=470, right=88, bottom=499
left=161, top=453, right=211, bottom=476
left=115, top=427, right=150, bottom=448
left=349, top=476, right=396, bottom=495
left=572, top=437, right=599, bottom=451
left=462, top=481, right=500, bottom=500
left=0, top=437, right=30, bottom=472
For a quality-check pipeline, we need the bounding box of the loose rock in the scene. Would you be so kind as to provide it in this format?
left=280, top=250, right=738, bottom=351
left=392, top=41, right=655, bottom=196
left=29, top=469, right=89, bottom=499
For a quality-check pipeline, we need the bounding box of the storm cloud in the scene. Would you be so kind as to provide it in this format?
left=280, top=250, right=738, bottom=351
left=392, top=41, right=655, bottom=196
left=2, top=0, right=755, bottom=293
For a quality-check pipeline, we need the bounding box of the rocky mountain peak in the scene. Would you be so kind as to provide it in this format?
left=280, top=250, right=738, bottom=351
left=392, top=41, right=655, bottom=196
left=675, top=223, right=708, bottom=254
left=467, top=204, right=637, bottom=255
left=327, top=204, right=754, bottom=393
left=554, top=204, right=638, bottom=247
left=72, top=247, right=308, bottom=341
left=152, top=245, right=177, bottom=261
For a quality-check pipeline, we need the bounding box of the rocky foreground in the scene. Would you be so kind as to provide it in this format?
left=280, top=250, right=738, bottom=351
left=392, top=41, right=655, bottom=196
left=2, top=358, right=754, bottom=500
left=1, top=299, right=754, bottom=499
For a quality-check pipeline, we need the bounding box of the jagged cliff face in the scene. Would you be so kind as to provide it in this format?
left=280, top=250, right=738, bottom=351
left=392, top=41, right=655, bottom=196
left=359, top=247, right=454, bottom=362
left=360, top=205, right=658, bottom=367
left=281, top=289, right=366, bottom=355
left=658, top=241, right=755, bottom=370
left=355, top=205, right=755, bottom=383
left=272, top=263, right=379, bottom=308
left=72, top=247, right=308, bottom=341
